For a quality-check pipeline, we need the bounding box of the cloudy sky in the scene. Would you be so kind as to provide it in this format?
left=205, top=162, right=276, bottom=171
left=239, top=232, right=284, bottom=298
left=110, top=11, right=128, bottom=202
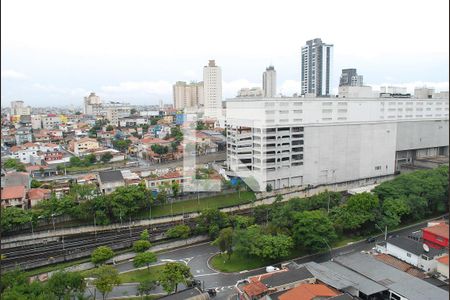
left=1, top=0, right=449, bottom=107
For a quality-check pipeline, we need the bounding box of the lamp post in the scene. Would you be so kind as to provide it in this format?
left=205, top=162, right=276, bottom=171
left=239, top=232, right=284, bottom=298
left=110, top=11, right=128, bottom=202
left=321, top=238, right=333, bottom=261
left=29, top=216, right=34, bottom=237
left=51, top=213, right=56, bottom=232
left=375, top=224, right=388, bottom=241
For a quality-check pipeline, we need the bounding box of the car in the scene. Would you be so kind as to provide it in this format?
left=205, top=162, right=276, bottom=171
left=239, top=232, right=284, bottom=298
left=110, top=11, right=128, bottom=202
left=366, top=237, right=376, bottom=243
left=266, top=266, right=280, bottom=273
left=207, top=289, right=217, bottom=297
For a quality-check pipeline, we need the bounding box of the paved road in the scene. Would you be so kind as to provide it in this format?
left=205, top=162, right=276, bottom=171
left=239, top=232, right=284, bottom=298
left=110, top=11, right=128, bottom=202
left=104, top=218, right=437, bottom=299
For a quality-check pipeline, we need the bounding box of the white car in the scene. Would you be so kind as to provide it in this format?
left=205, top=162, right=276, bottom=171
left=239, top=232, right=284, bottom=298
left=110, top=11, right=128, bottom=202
left=266, top=266, right=280, bottom=273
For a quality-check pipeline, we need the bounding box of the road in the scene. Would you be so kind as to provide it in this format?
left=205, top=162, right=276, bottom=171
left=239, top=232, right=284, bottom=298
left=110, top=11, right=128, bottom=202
left=102, top=218, right=436, bottom=299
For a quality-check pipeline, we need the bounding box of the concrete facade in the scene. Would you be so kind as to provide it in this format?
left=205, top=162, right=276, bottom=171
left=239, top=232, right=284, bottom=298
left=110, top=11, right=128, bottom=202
left=226, top=96, right=449, bottom=191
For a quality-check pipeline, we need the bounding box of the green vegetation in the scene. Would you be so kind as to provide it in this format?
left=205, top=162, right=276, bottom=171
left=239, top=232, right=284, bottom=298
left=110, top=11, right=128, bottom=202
left=133, top=252, right=157, bottom=270
left=118, top=265, right=165, bottom=283
left=166, top=224, right=191, bottom=239
left=151, top=144, right=169, bottom=155
left=3, top=158, right=26, bottom=172
left=113, top=139, right=132, bottom=152
left=91, top=246, right=115, bottom=266
left=210, top=252, right=269, bottom=273
left=92, top=265, right=121, bottom=300
left=158, top=262, right=193, bottom=294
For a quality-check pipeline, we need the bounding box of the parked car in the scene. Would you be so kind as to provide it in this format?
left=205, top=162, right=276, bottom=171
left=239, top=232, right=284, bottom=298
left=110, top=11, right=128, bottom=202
left=266, top=266, right=280, bottom=273
left=366, top=237, right=376, bottom=243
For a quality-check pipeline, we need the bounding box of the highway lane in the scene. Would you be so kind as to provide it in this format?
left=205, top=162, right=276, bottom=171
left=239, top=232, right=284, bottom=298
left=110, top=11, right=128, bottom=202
left=108, top=217, right=439, bottom=299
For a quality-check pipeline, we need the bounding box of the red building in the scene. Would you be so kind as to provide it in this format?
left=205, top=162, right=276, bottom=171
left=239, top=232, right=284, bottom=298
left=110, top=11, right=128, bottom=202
left=422, top=223, right=449, bottom=249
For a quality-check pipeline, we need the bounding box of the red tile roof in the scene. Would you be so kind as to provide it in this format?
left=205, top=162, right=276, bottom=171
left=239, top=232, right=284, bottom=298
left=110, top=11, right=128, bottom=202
left=1, top=186, right=26, bottom=200
left=9, top=146, right=22, bottom=153
left=279, top=283, right=340, bottom=300
left=423, top=223, right=449, bottom=239
left=437, top=255, right=449, bottom=266
left=22, top=142, right=37, bottom=148
left=242, top=281, right=268, bottom=297
left=28, top=188, right=51, bottom=201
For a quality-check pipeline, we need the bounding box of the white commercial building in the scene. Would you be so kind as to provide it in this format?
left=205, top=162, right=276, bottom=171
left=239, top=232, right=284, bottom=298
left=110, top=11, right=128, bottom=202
left=262, top=66, right=277, bottom=97
left=226, top=95, right=449, bottom=191
left=84, top=92, right=102, bottom=115
left=238, top=87, right=263, bottom=98
left=203, top=60, right=222, bottom=118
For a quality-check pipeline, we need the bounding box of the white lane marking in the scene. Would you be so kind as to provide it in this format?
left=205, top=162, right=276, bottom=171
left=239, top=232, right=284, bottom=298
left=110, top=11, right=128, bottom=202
left=193, top=272, right=219, bottom=277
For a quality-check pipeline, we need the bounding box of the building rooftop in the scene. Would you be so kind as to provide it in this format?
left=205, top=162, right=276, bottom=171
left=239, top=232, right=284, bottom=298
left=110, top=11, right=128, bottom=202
left=278, top=283, right=339, bottom=300
left=98, top=170, right=124, bottom=183
left=334, top=252, right=449, bottom=300
left=374, top=254, right=425, bottom=279
left=28, top=188, right=51, bottom=201
left=388, top=236, right=446, bottom=258
left=1, top=185, right=26, bottom=199
left=423, top=223, right=449, bottom=239
left=437, top=255, right=449, bottom=266
left=242, top=280, right=268, bottom=298
left=320, top=261, right=387, bottom=296
left=261, top=265, right=313, bottom=287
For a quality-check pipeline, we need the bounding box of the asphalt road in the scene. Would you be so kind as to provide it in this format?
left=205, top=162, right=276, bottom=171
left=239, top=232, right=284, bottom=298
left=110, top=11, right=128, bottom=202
left=102, top=218, right=438, bottom=299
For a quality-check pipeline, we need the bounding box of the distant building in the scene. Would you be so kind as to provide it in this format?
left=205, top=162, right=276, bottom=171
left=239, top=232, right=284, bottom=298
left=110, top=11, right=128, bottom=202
left=301, top=38, right=333, bottom=96
left=338, top=86, right=374, bottom=98
left=83, top=92, right=102, bottom=115
left=203, top=60, right=222, bottom=118
left=339, top=68, right=363, bottom=87
left=172, top=81, right=204, bottom=110
left=10, top=101, right=31, bottom=116
left=1, top=185, right=27, bottom=209
left=237, top=87, right=263, bottom=97
left=263, top=66, right=277, bottom=97
left=414, top=87, right=435, bottom=99
left=15, top=126, right=33, bottom=145
left=71, top=138, right=100, bottom=156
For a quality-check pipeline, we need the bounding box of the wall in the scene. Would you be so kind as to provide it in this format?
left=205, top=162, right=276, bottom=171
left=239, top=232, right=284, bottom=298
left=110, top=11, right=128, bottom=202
left=396, top=120, right=449, bottom=151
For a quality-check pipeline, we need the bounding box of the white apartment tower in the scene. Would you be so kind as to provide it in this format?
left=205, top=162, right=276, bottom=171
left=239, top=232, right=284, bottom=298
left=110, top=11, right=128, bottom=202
left=173, top=81, right=204, bottom=110
left=84, top=92, right=102, bottom=115
left=263, top=66, right=277, bottom=97
left=10, top=101, right=31, bottom=116
left=203, top=60, right=222, bottom=118
left=301, top=38, right=334, bottom=96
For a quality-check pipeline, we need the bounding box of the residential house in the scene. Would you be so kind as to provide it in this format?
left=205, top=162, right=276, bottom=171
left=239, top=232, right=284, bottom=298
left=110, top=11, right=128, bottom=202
left=3, top=172, right=31, bottom=188
left=144, top=171, right=189, bottom=192
left=15, top=126, right=32, bottom=145
left=423, top=223, right=449, bottom=249
left=436, top=255, right=449, bottom=279
left=28, top=188, right=51, bottom=207
left=70, top=138, right=100, bottom=156
left=98, top=170, right=125, bottom=194
left=1, top=185, right=27, bottom=208
left=278, top=283, right=341, bottom=300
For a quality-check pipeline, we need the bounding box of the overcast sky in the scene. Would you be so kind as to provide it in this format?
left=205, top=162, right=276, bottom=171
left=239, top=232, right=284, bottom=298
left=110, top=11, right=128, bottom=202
left=1, top=0, right=449, bottom=107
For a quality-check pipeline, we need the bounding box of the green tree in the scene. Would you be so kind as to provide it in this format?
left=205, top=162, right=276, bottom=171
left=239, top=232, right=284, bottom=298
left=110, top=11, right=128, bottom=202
left=133, top=240, right=152, bottom=253
left=292, top=210, right=337, bottom=252
left=212, top=227, right=234, bottom=259
left=133, top=252, right=157, bottom=270
left=47, top=271, right=86, bottom=300
left=92, top=265, right=121, bottom=300
left=140, top=229, right=150, bottom=241
left=229, top=215, right=254, bottom=229
left=100, top=152, right=113, bottom=163
left=197, top=209, right=230, bottom=238
left=195, top=121, right=206, bottom=130
left=258, top=234, right=294, bottom=260
left=331, top=193, right=379, bottom=233
left=106, top=125, right=114, bottom=131
left=130, top=108, right=137, bottom=115
left=137, top=279, right=156, bottom=298
left=379, top=197, right=410, bottom=228
left=159, top=262, right=193, bottom=294
left=156, top=189, right=168, bottom=205
left=274, top=194, right=283, bottom=205
left=112, top=139, right=132, bottom=152
left=151, top=144, right=169, bottom=155
left=266, top=184, right=273, bottom=192
left=31, top=179, right=42, bottom=188
left=91, top=246, right=115, bottom=266
left=166, top=224, right=191, bottom=239
left=171, top=182, right=180, bottom=198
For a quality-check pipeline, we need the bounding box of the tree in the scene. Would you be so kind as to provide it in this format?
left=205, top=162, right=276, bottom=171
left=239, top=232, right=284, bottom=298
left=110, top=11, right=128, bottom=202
left=171, top=182, right=180, bottom=198
left=274, top=194, right=283, bottom=205
left=106, top=125, right=114, bottom=131
left=166, top=224, right=191, bottom=239
left=133, top=252, right=157, bottom=270
left=229, top=215, right=254, bottom=229
left=47, top=271, right=86, bottom=300
left=100, top=152, right=113, bottom=163
left=156, top=190, right=168, bottom=205
left=258, top=234, right=294, bottom=260
left=292, top=210, right=337, bottom=252
left=140, top=229, right=150, bottom=241
left=130, top=108, right=137, bottom=115
left=92, top=265, right=121, bottom=300
left=3, top=158, right=26, bottom=172
left=31, top=179, right=42, bottom=188
left=151, top=144, right=169, bottom=155
left=112, top=139, right=132, bottom=152
left=133, top=240, right=151, bottom=253
left=212, top=227, right=234, bottom=259
left=197, top=209, right=230, bottom=239
left=266, top=184, right=273, bottom=192
left=91, top=246, right=115, bottom=266
left=379, top=197, right=410, bottom=228
left=159, top=262, right=193, bottom=294
left=331, top=193, right=379, bottom=233
left=137, top=279, right=156, bottom=298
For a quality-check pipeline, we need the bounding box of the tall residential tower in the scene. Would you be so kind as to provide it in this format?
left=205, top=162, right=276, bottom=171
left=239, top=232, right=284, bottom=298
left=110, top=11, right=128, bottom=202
left=203, top=60, right=222, bottom=118
left=263, top=66, right=277, bottom=97
left=301, top=38, right=333, bottom=96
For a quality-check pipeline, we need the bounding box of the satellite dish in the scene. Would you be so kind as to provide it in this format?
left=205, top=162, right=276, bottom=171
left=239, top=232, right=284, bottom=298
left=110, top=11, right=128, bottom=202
left=423, top=243, right=430, bottom=252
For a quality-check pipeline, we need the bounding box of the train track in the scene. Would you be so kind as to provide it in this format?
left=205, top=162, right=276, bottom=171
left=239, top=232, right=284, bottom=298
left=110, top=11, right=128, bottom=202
left=1, top=209, right=254, bottom=272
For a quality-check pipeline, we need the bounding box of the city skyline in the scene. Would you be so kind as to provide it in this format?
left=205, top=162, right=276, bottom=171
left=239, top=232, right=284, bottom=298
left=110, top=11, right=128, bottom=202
left=1, top=0, right=449, bottom=106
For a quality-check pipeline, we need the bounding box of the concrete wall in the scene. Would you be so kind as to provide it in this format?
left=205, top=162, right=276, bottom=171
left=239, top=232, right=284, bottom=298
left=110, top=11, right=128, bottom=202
left=396, top=120, right=449, bottom=151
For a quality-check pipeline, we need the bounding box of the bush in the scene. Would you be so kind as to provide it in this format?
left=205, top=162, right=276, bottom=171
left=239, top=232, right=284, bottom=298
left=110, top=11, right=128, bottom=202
left=166, top=225, right=191, bottom=239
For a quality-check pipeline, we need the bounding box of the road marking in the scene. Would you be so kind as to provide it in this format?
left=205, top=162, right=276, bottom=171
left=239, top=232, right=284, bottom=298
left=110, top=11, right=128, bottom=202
left=194, top=272, right=219, bottom=277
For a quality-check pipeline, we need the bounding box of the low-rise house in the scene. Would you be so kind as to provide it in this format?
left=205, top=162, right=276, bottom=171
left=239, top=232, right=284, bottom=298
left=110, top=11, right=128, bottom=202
left=1, top=185, right=27, bottom=208
left=15, top=126, right=32, bottom=145
left=118, top=116, right=148, bottom=127
left=144, top=171, right=189, bottom=191
left=77, top=173, right=97, bottom=185
left=98, top=170, right=125, bottom=194
left=28, top=188, right=51, bottom=207
left=3, top=172, right=31, bottom=188
left=278, top=283, right=341, bottom=300
left=423, top=223, right=449, bottom=249
left=69, top=138, right=100, bottom=156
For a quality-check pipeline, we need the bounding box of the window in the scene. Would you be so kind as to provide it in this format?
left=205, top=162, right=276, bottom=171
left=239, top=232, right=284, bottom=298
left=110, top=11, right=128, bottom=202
left=322, top=109, right=332, bottom=113
left=407, top=253, right=412, bottom=257
left=375, top=166, right=381, bottom=170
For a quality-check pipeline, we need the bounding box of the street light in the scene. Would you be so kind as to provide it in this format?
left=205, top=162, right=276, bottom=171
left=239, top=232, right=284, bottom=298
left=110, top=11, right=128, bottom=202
left=51, top=213, right=56, bottom=232
left=321, top=238, right=333, bottom=261
left=375, top=224, right=388, bottom=241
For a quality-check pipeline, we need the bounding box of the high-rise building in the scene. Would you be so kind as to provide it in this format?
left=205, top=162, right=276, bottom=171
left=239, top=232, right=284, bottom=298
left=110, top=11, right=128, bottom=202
left=339, top=68, right=363, bottom=87
left=301, top=38, right=334, bottom=96
left=10, top=101, right=31, bottom=116
left=172, top=81, right=204, bottom=110
left=203, top=60, right=222, bottom=118
left=263, top=66, right=277, bottom=97
left=84, top=92, right=102, bottom=115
